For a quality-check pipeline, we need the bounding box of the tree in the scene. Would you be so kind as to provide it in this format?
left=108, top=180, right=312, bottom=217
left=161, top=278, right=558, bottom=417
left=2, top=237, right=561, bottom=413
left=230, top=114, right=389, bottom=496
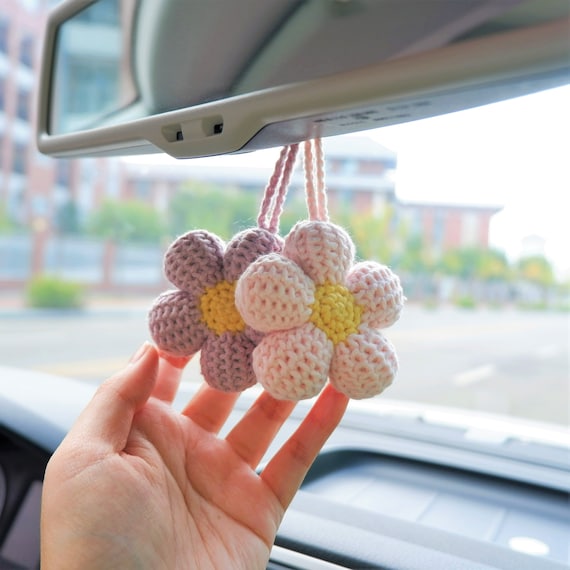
left=88, top=199, right=165, bottom=243
left=440, top=247, right=509, bottom=281
left=169, top=182, right=258, bottom=240
left=339, top=205, right=406, bottom=265
left=517, top=255, right=554, bottom=287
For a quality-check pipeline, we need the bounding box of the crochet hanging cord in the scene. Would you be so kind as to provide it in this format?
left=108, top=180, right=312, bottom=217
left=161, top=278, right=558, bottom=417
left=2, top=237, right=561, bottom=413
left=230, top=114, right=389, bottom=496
left=149, top=139, right=404, bottom=401
left=236, top=139, right=404, bottom=400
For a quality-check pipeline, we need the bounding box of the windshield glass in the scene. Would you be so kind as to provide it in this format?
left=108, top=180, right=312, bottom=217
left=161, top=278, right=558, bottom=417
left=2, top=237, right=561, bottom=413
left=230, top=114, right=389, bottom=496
left=1, top=3, right=568, bottom=430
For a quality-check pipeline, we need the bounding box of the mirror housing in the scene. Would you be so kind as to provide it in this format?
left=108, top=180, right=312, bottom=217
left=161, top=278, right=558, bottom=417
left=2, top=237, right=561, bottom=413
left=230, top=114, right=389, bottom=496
left=37, top=0, right=570, bottom=159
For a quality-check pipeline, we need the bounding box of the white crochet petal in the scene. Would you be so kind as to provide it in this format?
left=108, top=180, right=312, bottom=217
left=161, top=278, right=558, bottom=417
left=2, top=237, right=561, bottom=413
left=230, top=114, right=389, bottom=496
left=283, top=221, right=354, bottom=285
left=347, top=261, right=404, bottom=329
left=235, top=253, right=314, bottom=333
left=329, top=326, right=398, bottom=399
left=253, top=323, right=333, bottom=401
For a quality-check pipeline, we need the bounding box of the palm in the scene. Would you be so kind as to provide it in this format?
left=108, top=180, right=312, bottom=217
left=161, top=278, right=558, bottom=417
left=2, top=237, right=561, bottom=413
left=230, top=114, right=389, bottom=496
left=41, top=345, right=348, bottom=570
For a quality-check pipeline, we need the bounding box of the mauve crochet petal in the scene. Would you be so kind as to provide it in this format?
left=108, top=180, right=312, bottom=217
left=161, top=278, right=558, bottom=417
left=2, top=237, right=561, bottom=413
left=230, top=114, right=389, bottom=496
left=329, top=327, right=398, bottom=399
left=223, top=227, right=283, bottom=282
left=200, top=332, right=257, bottom=392
left=347, top=261, right=404, bottom=329
left=283, top=221, right=354, bottom=285
left=244, top=325, right=265, bottom=345
left=148, top=290, right=208, bottom=357
left=164, top=230, right=225, bottom=295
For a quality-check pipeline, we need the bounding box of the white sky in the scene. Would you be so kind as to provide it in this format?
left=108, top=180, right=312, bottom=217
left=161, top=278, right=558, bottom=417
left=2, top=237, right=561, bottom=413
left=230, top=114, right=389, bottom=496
left=370, top=84, right=570, bottom=276
left=127, top=85, right=570, bottom=277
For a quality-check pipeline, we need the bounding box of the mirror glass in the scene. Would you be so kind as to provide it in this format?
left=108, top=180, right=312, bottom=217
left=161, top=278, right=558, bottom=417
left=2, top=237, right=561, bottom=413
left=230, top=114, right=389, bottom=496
left=50, top=0, right=138, bottom=134
left=47, top=0, right=569, bottom=136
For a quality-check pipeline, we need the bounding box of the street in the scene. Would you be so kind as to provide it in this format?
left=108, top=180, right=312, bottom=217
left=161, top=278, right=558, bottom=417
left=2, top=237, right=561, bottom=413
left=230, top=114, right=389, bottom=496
left=1, top=305, right=568, bottom=426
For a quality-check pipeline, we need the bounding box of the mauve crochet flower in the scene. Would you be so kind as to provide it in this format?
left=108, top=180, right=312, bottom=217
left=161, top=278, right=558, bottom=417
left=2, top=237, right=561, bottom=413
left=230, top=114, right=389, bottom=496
left=235, top=220, right=404, bottom=400
left=149, top=227, right=282, bottom=392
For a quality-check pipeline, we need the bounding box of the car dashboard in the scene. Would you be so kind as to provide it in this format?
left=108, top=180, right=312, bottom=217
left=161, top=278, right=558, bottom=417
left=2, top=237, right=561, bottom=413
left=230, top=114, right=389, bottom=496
left=0, top=368, right=568, bottom=570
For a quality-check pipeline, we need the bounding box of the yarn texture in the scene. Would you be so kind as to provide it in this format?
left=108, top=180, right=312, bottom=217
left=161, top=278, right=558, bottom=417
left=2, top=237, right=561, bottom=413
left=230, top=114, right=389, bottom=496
left=149, top=228, right=282, bottom=392
left=235, top=220, right=404, bottom=400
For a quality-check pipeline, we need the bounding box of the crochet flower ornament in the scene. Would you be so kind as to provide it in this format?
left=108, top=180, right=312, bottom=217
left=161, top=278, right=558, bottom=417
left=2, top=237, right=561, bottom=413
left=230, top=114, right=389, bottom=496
left=148, top=144, right=299, bottom=392
left=235, top=139, right=404, bottom=400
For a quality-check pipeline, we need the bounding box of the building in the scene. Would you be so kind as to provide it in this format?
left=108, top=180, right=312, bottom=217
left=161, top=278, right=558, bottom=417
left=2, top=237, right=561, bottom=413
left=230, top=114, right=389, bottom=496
left=0, top=0, right=122, bottom=237
left=398, top=201, right=502, bottom=255
left=122, top=136, right=398, bottom=220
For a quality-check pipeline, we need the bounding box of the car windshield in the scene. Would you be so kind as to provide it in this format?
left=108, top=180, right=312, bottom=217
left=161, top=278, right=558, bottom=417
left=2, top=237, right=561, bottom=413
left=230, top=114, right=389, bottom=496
left=1, top=2, right=568, bottom=431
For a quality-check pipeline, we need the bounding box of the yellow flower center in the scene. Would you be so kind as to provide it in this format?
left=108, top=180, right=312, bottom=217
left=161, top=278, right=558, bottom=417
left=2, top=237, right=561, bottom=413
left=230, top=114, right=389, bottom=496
left=199, top=280, right=245, bottom=335
left=309, top=282, right=362, bottom=345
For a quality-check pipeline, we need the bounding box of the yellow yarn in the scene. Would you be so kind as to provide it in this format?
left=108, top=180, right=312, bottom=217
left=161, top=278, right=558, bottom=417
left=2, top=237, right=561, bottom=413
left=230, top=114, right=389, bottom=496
left=200, top=280, right=246, bottom=335
left=310, top=282, right=362, bottom=345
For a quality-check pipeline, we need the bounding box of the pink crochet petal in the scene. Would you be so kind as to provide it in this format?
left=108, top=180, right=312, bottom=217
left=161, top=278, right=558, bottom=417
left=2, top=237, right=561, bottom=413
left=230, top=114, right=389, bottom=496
left=223, top=227, right=283, bottom=282
left=253, top=323, right=333, bottom=401
left=347, top=261, right=404, bottom=329
left=329, top=326, right=398, bottom=399
left=200, top=332, right=257, bottom=392
left=148, top=290, right=208, bottom=357
left=283, top=221, right=355, bottom=285
left=235, top=253, right=314, bottom=333
left=164, top=230, right=225, bottom=295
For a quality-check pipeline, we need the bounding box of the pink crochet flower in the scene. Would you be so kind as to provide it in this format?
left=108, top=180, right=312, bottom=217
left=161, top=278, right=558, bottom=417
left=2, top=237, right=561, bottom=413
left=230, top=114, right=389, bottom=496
left=149, top=228, right=282, bottom=392
left=235, top=220, right=404, bottom=400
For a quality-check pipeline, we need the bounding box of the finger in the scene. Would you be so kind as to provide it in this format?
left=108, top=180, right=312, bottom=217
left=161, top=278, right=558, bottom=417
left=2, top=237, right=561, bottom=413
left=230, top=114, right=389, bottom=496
left=181, top=383, right=240, bottom=433
left=67, top=342, right=159, bottom=453
left=261, top=383, right=348, bottom=510
left=226, top=391, right=296, bottom=468
left=152, top=351, right=191, bottom=403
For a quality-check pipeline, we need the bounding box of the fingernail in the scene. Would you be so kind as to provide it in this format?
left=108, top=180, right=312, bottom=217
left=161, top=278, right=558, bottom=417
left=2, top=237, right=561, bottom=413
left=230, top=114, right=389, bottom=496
left=159, top=350, right=191, bottom=369
left=129, top=342, right=152, bottom=365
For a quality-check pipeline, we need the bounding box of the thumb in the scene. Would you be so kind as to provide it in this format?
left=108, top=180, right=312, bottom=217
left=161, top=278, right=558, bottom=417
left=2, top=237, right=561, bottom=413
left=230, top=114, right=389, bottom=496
left=68, top=342, right=159, bottom=453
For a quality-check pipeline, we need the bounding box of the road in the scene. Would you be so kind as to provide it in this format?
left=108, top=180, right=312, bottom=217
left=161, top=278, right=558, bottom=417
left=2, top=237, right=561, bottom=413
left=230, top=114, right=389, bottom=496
left=1, top=305, right=568, bottom=426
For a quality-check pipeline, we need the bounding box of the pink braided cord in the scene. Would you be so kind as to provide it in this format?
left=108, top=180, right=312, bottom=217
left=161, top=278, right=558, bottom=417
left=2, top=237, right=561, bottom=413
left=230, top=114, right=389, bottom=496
left=257, top=144, right=299, bottom=232
left=303, top=139, right=329, bottom=222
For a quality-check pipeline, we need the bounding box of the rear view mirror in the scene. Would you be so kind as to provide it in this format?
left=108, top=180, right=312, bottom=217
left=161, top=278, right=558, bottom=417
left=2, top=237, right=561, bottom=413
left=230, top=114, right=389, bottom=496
left=37, top=0, right=570, bottom=159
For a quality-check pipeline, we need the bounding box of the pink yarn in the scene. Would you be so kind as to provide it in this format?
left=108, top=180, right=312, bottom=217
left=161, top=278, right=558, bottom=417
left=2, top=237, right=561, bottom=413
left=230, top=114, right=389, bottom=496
left=235, top=220, right=404, bottom=401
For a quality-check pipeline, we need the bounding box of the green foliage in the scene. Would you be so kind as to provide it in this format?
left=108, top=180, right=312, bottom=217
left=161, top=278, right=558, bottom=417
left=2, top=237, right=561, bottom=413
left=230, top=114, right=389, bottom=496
left=517, top=255, right=554, bottom=286
left=454, top=295, right=477, bottom=309
left=440, top=247, right=509, bottom=281
left=279, top=196, right=310, bottom=236
left=26, top=275, right=85, bottom=309
left=169, top=182, right=258, bottom=240
left=88, top=199, right=165, bottom=243
left=0, top=205, right=16, bottom=234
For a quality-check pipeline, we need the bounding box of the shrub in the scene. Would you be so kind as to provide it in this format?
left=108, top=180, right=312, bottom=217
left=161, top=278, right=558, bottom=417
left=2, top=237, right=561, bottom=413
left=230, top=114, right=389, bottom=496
left=454, top=295, right=476, bottom=309
left=26, top=275, right=85, bottom=309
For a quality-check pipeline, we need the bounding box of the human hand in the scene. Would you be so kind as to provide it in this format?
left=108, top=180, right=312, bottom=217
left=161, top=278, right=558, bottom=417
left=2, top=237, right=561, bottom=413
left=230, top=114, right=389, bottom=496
left=41, top=343, right=348, bottom=570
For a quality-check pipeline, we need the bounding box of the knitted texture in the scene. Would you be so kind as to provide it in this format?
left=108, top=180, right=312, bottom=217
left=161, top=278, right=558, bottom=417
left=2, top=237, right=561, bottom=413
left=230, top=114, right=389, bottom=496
left=149, top=227, right=282, bottom=392
left=235, top=220, right=404, bottom=400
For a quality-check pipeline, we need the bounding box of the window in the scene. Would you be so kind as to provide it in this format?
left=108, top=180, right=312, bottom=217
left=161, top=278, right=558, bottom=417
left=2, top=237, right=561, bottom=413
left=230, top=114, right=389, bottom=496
left=12, top=144, right=27, bottom=175
left=16, top=90, right=30, bottom=121
left=0, top=78, right=5, bottom=111
left=55, top=160, right=71, bottom=186
left=19, top=35, right=34, bottom=68
left=0, top=19, right=8, bottom=54
left=134, top=179, right=152, bottom=200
